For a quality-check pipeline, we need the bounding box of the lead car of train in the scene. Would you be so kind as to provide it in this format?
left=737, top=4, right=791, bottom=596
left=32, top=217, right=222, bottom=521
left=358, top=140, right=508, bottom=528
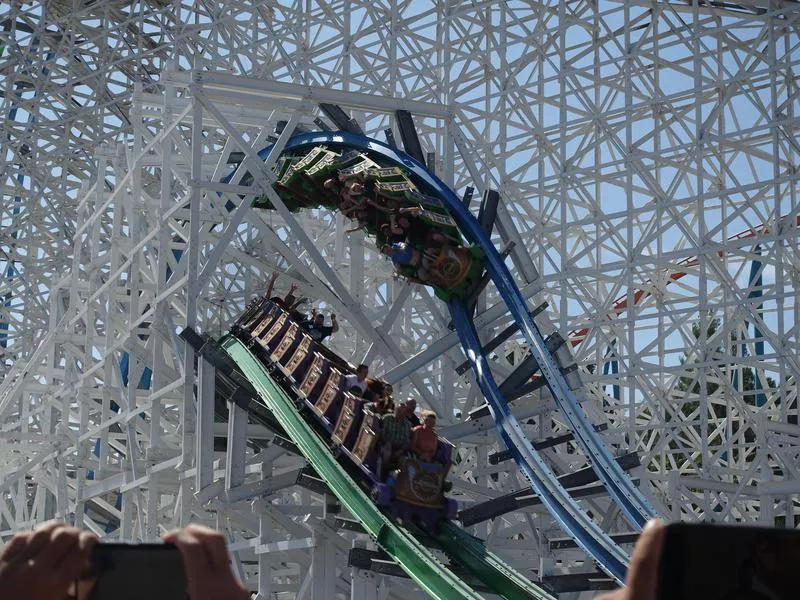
left=232, top=296, right=458, bottom=524
left=248, top=143, right=485, bottom=301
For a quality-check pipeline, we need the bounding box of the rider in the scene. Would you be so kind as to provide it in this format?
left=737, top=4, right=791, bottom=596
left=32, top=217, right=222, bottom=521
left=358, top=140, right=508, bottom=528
left=344, top=364, right=369, bottom=396
left=379, top=399, right=416, bottom=478
left=411, top=409, right=439, bottom=462
left=266, top=274, right=302, bottom=310
left=365, top=382, right=393, bottom=414
left=381, top=242, right=429, bottom=283
left=301, top=309, right=339, bottom=343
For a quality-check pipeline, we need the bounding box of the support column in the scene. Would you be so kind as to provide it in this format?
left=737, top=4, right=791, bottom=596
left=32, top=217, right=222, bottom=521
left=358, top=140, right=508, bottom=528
left=179, top=69, right=204, bottom=518
left=120, top=490, right=133, bottom=539
left=196, top=357, right=216, bottom=491
left=350, top=542, right=379, bottom=600
left=145, top=476, right=160, bottom=541
left=225, top=398, right=248, bottom=490
left=253, top=459, right=274, bottom=600
left=311, top=530, right=337, bottom=600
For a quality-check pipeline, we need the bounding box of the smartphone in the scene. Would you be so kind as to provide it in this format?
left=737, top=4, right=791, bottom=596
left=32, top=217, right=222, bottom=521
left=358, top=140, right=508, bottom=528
left=658, top=522, right=800, bottom=600
left=83, top=543, right=187, bottom=600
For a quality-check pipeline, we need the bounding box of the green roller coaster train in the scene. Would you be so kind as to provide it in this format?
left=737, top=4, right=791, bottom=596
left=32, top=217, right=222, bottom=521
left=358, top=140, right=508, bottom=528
left=249, top=145, right=485, bottom=300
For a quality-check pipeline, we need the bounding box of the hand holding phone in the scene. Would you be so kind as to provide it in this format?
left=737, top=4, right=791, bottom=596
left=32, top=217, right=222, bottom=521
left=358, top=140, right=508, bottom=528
left=0, top=522, right=248, bottom=600
left=596, top=520, right=800, bottom=600
left=86, top=525, right=250, bottom=600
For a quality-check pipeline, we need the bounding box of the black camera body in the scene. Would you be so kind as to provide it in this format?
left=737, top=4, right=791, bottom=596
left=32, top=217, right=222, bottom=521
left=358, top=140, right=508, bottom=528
left=85, top=543, right=187, bottom=600
left=659, top=522, right=800, bottom=600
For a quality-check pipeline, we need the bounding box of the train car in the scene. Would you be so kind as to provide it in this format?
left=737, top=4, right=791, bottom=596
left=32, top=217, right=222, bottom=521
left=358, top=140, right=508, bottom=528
left=252, top=145, right=485, bottom=300
left=233, top=298, right=457, bottom=525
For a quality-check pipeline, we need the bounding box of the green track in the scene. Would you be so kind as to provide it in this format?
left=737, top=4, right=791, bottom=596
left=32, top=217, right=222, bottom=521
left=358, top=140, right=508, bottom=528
left=432, top=522, right=557, bottom=600
left=222, top=336, right=482, bottom=600
left=222, top=335, right=556, bottom=599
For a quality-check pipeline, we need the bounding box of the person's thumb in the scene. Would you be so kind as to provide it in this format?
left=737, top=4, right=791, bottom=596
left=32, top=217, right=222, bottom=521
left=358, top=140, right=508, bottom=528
left=626, top=519, right=666, bottom=600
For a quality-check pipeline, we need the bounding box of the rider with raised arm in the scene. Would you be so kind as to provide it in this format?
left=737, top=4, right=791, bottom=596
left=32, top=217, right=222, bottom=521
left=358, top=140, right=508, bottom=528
left=301, top=309, right=339, bottom=343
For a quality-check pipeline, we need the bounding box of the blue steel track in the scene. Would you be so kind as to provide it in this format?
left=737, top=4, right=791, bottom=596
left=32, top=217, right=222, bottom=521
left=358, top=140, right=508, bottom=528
left=251, top=131, right=661, bottom=580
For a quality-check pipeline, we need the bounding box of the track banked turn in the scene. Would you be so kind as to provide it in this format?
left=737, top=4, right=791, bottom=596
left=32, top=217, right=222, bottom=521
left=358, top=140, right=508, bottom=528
left=222, top=336, right=554, bottom=600
left=248, top=131, right=658, bottom=581
left=264, top=132, right=655, bottom=526
left=449, top=300, right=630, bottom=581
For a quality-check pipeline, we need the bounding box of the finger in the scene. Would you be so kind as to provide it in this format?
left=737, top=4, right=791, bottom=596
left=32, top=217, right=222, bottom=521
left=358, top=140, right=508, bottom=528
left=18, top=521, right=66, bottom=560
left=77, top=531, right=99, bottom=580
left=54, top=532, right=97, bottom=587
left=37, top=526, right=81, bottom=567
left=0, top=532, right=33, bottom=562
left=625, top=519, right=666, bottom=600
left=78, top=531, right=98, bottom=563
left=164, top=528, right=214, bottom=580
left=184, top=524, right=230, bottom=572
left=34, top=519, right=65, bottom=532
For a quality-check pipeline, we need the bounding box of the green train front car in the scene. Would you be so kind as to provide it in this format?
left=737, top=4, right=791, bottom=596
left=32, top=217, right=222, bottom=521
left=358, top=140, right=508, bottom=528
left=251, top=144, right=486, bottom=299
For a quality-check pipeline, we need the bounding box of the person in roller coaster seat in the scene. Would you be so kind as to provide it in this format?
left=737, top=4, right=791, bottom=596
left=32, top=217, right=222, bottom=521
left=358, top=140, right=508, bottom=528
left=365, top=382, right=394, bottom=414
left=266, top=274, right=303, bottom=310
left=378, top=222, right=405, bottom=247
left=281, top=284, right=302, bottom=310
left=344, top=364, right=369, bottom=396
left=381, top=241, right=420, bottom=266
left=381, top=242, right=428, bottom=286
left=382, top=241, right=452, bottom=286
left=330, top=179, right=365, bottom=217
left=300, top=309, right=339, bottom=343
left=411, top=409, right=439, bottom=463
left=331, top=179, right=374, bottom=234
left=379, top=399, right=416, bottom=479
left=375, top=206, right=426, bottom=246
left=370, top=396, right=394, bottom=415
left=265, top=270, right=279, bottom=300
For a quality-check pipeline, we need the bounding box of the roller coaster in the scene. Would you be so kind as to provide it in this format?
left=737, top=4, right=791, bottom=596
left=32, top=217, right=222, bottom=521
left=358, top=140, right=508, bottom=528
left=191, top=127, right=662, bottom=594
left=0, top=4, right=794, bottom=599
